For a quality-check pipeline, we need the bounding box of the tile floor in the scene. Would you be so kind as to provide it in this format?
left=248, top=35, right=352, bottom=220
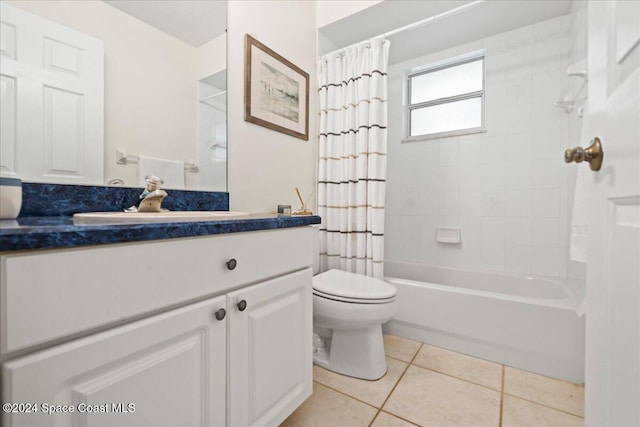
left=281, top=334, right=585, bottom=427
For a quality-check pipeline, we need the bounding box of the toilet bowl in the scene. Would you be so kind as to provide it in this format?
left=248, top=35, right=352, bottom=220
left=312, top=269, right=398, bottom=380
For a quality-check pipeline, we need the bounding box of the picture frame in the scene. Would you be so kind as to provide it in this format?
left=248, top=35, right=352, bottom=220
left=244, top=34, right=309, bottom=141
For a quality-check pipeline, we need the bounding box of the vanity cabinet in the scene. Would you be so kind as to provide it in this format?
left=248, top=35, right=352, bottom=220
left=1, top=227, right=313, bottom=427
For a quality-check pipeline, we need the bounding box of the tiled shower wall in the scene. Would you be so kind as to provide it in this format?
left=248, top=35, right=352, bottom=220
left=385, top=15, right=573, bottom=277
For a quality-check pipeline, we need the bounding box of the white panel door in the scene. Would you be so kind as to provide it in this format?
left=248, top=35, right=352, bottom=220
left=2, top=296, right=227, bottom=427
left=584, top=1, right=640, bottom=426
left=228, top=268, right=313, bottom=427
left=0, top=3, right=103, bottom=184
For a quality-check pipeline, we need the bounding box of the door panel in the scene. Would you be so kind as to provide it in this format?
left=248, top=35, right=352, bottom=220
left=0, top=3, right=103, bottom=183
left=585, top=1, right=640, bottom=426
left=2, top=296, right=227, bottom=427
left=228, top=268, right=312, bottom=427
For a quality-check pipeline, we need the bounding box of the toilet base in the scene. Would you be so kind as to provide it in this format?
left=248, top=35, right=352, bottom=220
left=313, top=325, right=387, bottom=380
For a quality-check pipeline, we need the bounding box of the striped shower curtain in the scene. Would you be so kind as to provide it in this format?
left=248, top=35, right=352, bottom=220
left=317, top=38, right=390, bottom=279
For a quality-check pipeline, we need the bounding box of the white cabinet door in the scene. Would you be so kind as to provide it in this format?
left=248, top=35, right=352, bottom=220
left=2, top=296, right=227, bottom=427
left=227, top=268, right=313, bottom=427
left=0, top=3, right=103, bottom=184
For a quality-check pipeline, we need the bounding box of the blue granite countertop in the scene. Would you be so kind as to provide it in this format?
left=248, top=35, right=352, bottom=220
left=0, top=214, right=321, bottom=252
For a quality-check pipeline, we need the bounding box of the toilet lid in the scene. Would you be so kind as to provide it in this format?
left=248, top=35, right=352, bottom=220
left=313, top=269, right=397, bottom=301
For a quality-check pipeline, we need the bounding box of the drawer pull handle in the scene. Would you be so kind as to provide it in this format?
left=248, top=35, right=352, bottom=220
left=214, top=308, right=226, bottom=321
left=237, top=299, right=247, bottom=311
left=226, top=258, right=237, bottom=270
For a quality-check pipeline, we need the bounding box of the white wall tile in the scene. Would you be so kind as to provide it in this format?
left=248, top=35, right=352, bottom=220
left=504, top=104, right=533, bottom=133
left=384, top=15, right=572, bottom=279
left=481, top=217, right=505, bottom=247
left=531, top=246, right=561, bottom=276
left=386, top=188, right=402, bottom=216
left=439, top=138, right=461, bottom=166
left=532, top=102, right=561, bottom=130
left=531, top=157, right=560, bottom=188
left=461, top=191, right=483, bottom=216
left=532, top=69, right=564, bottom=105
left=402, top=192, right=421, bottom=216
left=505, top=218, right=532, bottom=246
left=481, top=245, right=506, bottom=270
left=481, top=163, right=506, bottom=190
left=460, top=216, right=483, bottom=247
left=481, top=190, right=505, bottom=217
left=504, top=132, right=532, bottom=161
left=384, top=216, right=403, bottom=261
left=481, top=135, right=506, bottom=164
left=439, top=192, right=460, bottom=216
left=505, top=245, right=532, bottom=274
left=437, top=243, right=461, bottom=267
left=532, top=189, right=561, bottom=217
left=438, top=165, right=460, bottom=191
left=506, top=75, right=532, bottom=106
left=505, top=189, right=531, bottom=217
left=400, top=216, right=422, bottom=263
left=419, top=191, right=438, bottom=215
left=460, top=134, right=483, bottom=166
left=505, top=160, right=532, bottom=189
left=460, top=163, right=482, bottom=191
left=531, top=217, right=561, bottom=247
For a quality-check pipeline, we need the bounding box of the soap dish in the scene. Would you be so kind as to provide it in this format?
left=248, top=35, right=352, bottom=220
left=436, top=227, right=461, bottom=244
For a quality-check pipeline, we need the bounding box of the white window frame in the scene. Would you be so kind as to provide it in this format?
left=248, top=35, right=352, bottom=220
left=404, top=49, right=486, bottom=142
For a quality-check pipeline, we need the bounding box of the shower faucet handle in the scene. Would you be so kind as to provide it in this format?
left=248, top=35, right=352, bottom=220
left=564, top=137, right=603, bottom=171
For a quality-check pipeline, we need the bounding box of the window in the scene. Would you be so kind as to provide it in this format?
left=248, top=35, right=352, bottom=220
left=406, top=52, right=485, bottom=140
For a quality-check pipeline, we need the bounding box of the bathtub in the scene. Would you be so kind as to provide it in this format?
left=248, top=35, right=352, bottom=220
left=383, top=261, right=585, bottom=383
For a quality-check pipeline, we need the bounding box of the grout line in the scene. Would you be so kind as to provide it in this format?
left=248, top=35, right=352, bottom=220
left=313, top=381, right=379, bottom=411
left=503, top=392, right=585, bottom=419
left=499, top=365, right=505, bottom=427
left=408, top=363, right=502, bottom=393
left=368, top=344, right=423, bottom=427
left=378, top=410, right=422, bottom=426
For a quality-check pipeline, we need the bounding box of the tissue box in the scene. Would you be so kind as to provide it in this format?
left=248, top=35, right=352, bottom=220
left=0, top=177, right=22, bottom=219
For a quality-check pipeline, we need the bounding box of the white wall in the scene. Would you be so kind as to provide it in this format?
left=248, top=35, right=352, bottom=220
left=385, top=15, right=574, bottom=278
left=227, top=1, right=317, bottom=212
left=7, top=1, right=225, bottom=190
left=316, top=0, right=382, bottom=29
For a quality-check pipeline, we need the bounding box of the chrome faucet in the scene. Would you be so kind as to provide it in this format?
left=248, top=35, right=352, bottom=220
left=134, top=175, right=168, bottom=212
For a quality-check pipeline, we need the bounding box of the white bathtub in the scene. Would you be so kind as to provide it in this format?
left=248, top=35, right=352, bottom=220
left=383, top=261, right=585, bottom=383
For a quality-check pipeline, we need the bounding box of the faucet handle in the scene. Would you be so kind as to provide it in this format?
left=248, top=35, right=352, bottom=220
left=144, top=175, right=163, bottom=191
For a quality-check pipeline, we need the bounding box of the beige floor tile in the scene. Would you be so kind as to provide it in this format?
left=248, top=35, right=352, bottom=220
left=412, top=344, right=503, bottom=391
left=313, top=357, right=408, bottom=408
left=371, top=411, right=419, bottom=427
left=280, top=382, right=377, bottom=427
left=502, top=395, right=584, bottom=427
left=504, top=366, right=585, bottom=417
left=383, top=365, right=501, bottom=427
left=383, top=334, right=422, bottom=362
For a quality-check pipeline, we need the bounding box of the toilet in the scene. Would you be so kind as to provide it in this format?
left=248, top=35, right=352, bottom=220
left=312, top=268, right=398, bottom=380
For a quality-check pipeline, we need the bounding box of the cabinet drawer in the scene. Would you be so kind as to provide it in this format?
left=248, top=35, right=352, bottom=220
left=1, top=227, right=313, bottom=354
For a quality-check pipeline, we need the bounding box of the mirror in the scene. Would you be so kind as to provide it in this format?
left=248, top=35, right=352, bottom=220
left=0, top=0, right=227, bottom=191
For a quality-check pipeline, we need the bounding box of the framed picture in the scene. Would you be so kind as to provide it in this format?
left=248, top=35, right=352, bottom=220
left=244, top=34, right=309, bottom=141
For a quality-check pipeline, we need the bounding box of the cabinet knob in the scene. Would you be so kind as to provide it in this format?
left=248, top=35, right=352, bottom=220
left=237, top=299, right=247, bottom=311
left=226, top=258, right=237, bottom=270
left=214, top=308, right=226, bottom=321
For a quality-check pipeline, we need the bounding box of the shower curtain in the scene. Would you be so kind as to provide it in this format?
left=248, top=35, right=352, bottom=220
left=317, top=38, right=390, bottom=279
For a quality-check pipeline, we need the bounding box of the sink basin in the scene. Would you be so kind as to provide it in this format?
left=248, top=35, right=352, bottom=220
left=73, top=211, right=251, bottom=224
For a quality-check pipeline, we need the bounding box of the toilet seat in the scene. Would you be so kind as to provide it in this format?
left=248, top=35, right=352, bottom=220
left=313, top=269, right=397, bottom=304
left=313, top=289, right=396, bottom=304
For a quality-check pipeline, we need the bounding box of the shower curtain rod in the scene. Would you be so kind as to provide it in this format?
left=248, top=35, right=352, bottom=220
left=378, top=0, right=486, bottom=39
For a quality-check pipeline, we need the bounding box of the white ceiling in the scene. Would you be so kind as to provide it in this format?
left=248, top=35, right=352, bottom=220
left=103, top=0, right=226, bottom=47
left=319, top=0, right=573, bottom=64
